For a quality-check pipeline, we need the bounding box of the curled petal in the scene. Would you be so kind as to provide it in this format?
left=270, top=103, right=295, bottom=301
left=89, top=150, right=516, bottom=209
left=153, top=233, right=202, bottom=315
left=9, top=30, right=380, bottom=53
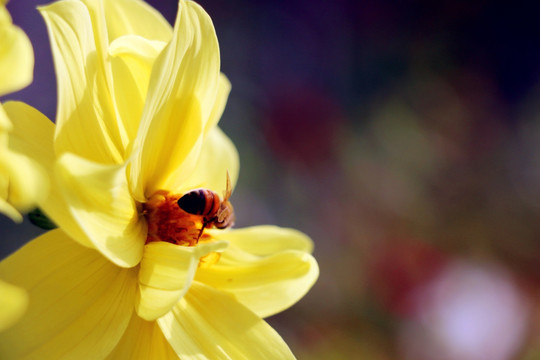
left=2, top=102, right=54, bottom=181
left=2, top=101, right=94, bottom=247
left=196, top=247, right=318, bottom=318
left=0, top=104, right=10, bottom=130
left=158, top=282, right=295, bottom=359
left=55, top=153, right=146, bottom=268
left=39, top=0, right=124, bottom=163
left=136, top=240, right=227, bottom=321
left=1, top=102, right=52, bottom=222
left=109, top=35, right=166, bottom=143
left=198, top=226, right=318, bottom=317
left=169, top=75, right=237, bottom=194
left=208, top=225, right=315, bottom=255
left=0, top=229, right=138, bottom=359
left=101, top=0, right=172, bottom=43
left=1, top=150, right=48, bottom=215
left=0, top=197, right=20, bottom=222
left=81, top=0, right=170, bottom=153
left=0, top=5, right=34, bottom=95
left=127, top=0, right=221, bottom=201
left=107, top=314, right=178, bottom=360
left=177, top=126, right=239, bottom=195
left=0, top=139, right=23, bottom=221
left=203, top=73, right=231, bottom=135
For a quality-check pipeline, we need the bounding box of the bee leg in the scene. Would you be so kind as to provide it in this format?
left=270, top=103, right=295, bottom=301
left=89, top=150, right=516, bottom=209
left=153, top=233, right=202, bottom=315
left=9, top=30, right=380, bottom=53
left=196, top=220, right=208, bottom=242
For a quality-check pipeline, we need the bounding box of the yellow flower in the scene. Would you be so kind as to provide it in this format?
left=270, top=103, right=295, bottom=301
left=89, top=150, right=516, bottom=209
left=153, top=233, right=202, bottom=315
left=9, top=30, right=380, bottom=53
left=0, top=0, right=318, bottom=358
left=0, top=1, right=47, bottom=222
left=0, top=1, right=33, bottom=96
left=0, top=0, right=41, bottom=334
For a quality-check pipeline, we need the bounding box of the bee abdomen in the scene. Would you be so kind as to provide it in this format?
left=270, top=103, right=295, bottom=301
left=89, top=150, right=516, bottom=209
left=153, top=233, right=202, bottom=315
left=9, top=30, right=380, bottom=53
left=177, top=189, right=218, bottom=216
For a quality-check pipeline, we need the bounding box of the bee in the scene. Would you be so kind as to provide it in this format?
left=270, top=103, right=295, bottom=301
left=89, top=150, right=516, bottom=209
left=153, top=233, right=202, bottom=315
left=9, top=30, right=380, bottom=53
left=177, top=173, right=235, bottom=239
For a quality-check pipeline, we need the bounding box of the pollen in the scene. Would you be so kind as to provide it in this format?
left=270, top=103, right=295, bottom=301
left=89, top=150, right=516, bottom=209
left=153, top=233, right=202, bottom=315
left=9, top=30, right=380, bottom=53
left=198, top=250, right=221, bottom=268
left=143, top=190, right=202, bottom=246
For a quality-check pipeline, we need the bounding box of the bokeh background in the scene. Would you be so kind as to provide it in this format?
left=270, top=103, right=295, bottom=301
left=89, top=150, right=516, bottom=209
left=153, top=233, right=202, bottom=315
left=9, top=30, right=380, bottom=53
left=2, top=0, right=540, bottom=359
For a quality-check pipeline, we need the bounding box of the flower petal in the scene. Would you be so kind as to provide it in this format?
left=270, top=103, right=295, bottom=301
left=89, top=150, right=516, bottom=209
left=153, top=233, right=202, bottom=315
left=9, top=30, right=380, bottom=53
left=136, top=240, right=227, bottom=321
left=107, top=315, right=178, bottom=359
left=0, top=5, right=33, bottom=95
left=204, top=73, right=231, bottom=135
left=39, top=0, right=124, bottom=163
left=0, top=149, right=48, bottom=216
left=80, top=0, right=169, bottom=156
left=196, top=228, right=319, bottom=317
left=55, top=152, right=146, bottom=268
left=0, top=124, right=24, bottom=221
left=0, top=197, right=20, bottom=222
left=169, top=74, right=236, bottom=194
left=127, top=0, right=221, bottom=201
left=0, top=279, right=27, bottom=332
left=1, top=102, right=52, bottom=222
left=2, top=101, right=94, bottom=248
left=0, top=104, right=10, bottom=130
left=158, top=282, right=295, bottom=359
left=177, top=126, right=239, bottom=194
left=0, top=229, right=138, bottom=359
left=208, top=225, right=315, bottom=255
left=2, top=102, right=54, bottom=177
left=102, top=0, right=172, bottom=43
left=109, top=35, right=166, bottom=144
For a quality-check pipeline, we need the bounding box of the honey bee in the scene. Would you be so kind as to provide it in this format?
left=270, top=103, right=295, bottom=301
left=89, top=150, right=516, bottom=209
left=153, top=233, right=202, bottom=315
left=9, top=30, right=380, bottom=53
left=176, top=173, right=235, bottom=239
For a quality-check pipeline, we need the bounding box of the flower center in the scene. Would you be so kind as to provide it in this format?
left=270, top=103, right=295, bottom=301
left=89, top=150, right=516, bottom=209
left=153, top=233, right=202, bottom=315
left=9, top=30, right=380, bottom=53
left=143, top=188, right=234, bottom=267
left=143, top=190, right=204, bottom=246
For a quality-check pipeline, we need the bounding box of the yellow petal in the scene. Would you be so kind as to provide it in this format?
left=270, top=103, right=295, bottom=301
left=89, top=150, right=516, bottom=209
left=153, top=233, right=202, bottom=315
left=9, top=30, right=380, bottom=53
left=136, top=240, right=227, bottom=321
left=198, top=226, right=318, bottom=317
left=39, top=0, right=124, bottom=164
left=0, top=198, right=21, bottom=222
left=0, top=103, right=11, bottom=130
left=163, top=75, right=236, bottom=194
left=0, top=279, right=27, bottom=332
left=0, top=102, right=51, bottom=222
left=75, top=0, right=174, bottom=162
left=2, top=101, right=94, bottom=248
left=2, top=102, right=54, bottom=176
left=79, top=0, right=158, bottom=157
left=0, top=5, right=33, bottom=96
left=0, top=122, right=23, bottom=221
left=0, top=150, right=48, bottom=214
left=208, top=225, right=315, bottom=255
left=109, top=35, right=166, bottom=144
left=127, top=0, right=221, bottom=201
left=204, top=73, right=231, bottom=135
left=55, top=153, right=146, bottom=268
left=196, top=246, right=318, bottom=318
left=158, top=282, right=296, bottom=359
left=176, top=126, right=239, bottom=194
left=107, top=315, right=178, bottom=360
left=0, top=229, right=138, bottom=359
left=101, top=0, right=172, bottom=43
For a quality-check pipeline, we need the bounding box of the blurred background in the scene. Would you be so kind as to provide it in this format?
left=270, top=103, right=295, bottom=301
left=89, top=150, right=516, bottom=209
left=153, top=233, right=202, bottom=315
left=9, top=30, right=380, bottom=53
left=2, top=0, right=540, bottom=359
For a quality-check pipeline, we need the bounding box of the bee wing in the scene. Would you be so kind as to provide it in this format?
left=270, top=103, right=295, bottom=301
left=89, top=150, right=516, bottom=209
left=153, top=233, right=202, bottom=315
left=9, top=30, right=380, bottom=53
left=217, top=206, right=228, bottom=222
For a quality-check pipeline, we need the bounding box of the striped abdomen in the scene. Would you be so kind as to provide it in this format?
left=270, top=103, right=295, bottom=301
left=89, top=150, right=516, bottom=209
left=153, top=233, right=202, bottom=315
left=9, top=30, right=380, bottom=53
left=177, top=189, right=220, bottom=218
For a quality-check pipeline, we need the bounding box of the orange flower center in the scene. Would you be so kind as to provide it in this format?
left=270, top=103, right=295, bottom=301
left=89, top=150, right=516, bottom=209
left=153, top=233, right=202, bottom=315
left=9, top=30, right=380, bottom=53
left=143, top=190, right=205, bottom=246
